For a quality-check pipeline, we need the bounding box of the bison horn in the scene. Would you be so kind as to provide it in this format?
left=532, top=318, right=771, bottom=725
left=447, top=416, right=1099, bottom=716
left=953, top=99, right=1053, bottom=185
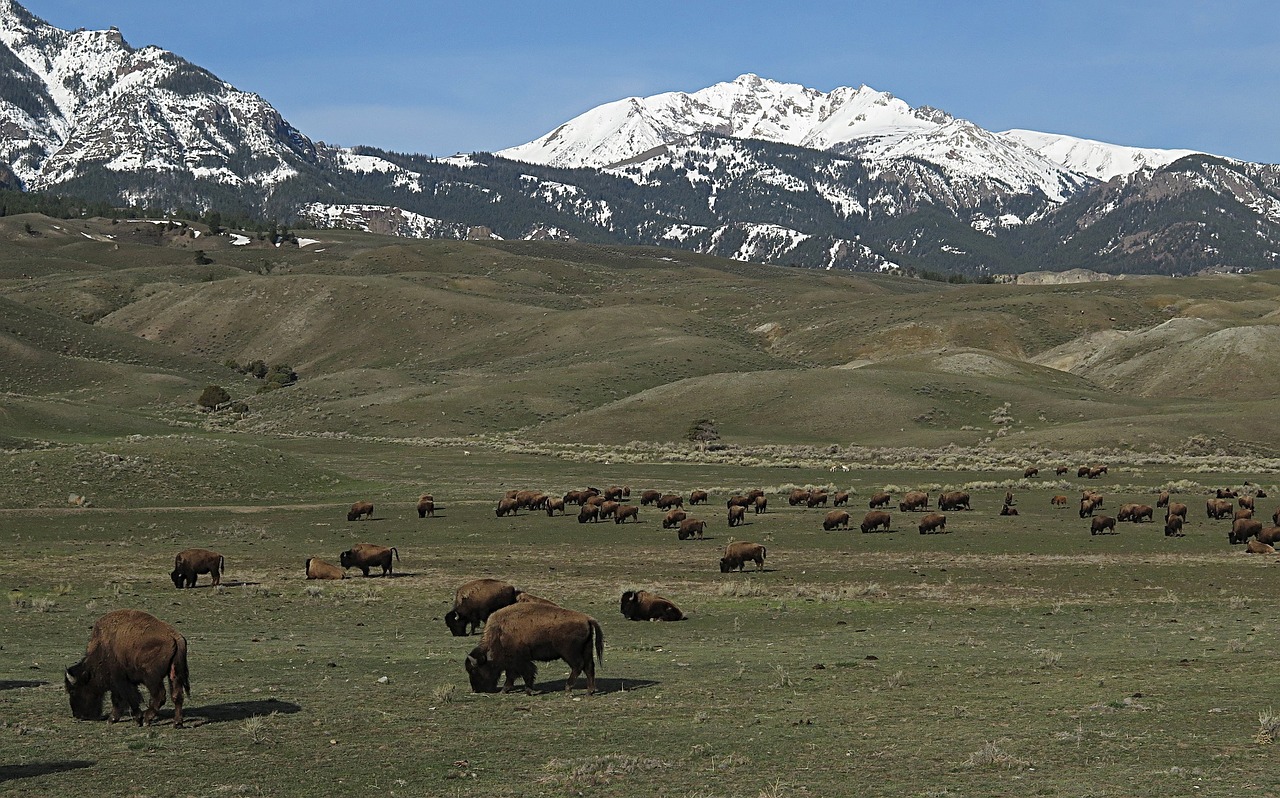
left=64, top=669, right=77, bottom=685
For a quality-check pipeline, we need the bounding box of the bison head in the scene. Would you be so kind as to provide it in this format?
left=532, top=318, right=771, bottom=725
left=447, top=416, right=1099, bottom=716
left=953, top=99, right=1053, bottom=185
left=464, top=646, right=501, bottom=693
left=719, top=558, right=733, bottom=573
left=64, top=660, right=105, bottom=720
left=444, top=610, right=469, bottom=637
left=619, top=591, right=638, bottom=619
left=339, top=550, right=353, bottom=568
left=170, top=568, right=185, bottom=589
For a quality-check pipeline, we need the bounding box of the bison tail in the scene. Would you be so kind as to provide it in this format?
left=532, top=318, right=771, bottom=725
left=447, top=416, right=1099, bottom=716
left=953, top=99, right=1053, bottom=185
left=219, top=555, right=226, bottom=575
left=590, top=619, right=604, bottom=667
left=391, top=547, right=400, bottom=561
left=172, top=638, right=191, bottom=698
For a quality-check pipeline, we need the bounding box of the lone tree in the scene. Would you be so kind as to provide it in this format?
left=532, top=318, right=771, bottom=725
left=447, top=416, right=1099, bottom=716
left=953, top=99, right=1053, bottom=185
left=687, top=418, right=720, bottom=451
left=197, top=384, right=230, bottom=412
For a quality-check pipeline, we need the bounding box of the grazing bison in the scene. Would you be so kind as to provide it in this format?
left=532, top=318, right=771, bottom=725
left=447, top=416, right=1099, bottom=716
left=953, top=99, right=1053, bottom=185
left=1117, top=504, right=1154, bottom=523
left=1230, top=518, right=1263, bottom=545
left=1164, top=515, right=1184, bottom=538
left=656, top=494, right=684, bottom=511
left=662, top=509, right=688, bottom=529
left=1156, top=491, right=1170, bottom=508
left=495, top=498, right=519, bottom=517
left=1247, top=539, right=1276, bottom=554
left=640, top=490, right=662, bottom=506
left=464, top=603, right=603, bottom=695
left=545, top=497, right=566, bottom=516
left=719, top=542, right=766, bottom=572
left=620, top=590, right=685, bottom=622
left=690, top=490, right=709, bottom=505
left=1051, top=495, right=1068, bottom=508
left=788, top=488, right=810, bottom=507
left=577, top=505, right=600, bottom=524
left=65, top=609, right=189, bottom=728
left=598, top=501, right=621, bottom=521
left=822, top=510, right=851, bottom=531
left=305, top=557, right=346, bottom=580
left=806, top=490, right=829, bottom=508
left=445, top=578, right=521, bottom=637
left=339, top=543, right=399, bottom=576
left=939, top=491, right=971, bottom=511
left=861, top=511, right=892, bottom=533
left=563, top=490, right=589, bottom=507
left=1023, top=466, right=1039, bottom=478
left=1080, top=497, right=1101, bottom=518
left=1240, top=495, right=1256, bottom=511
left=899, top=491, right=929, bottom=512
left=1206, top=498, right=1234, bottom=520
left=416, top=494, right=435, bottom=518
left=1055, top=466, right=1070, bottom=475
left=868, top=492, right=892, bottom=509
left=1090, top=515, right=1117, bottom=535
left=170, top=548, right=223, bottom=589
left=614, top=505, right=639, bottom=524
left=347, top=501, right=374, bottom=521
left=918, top=512, right=948, bottom=534
left=677, top=519, right=706, bottom=540
left=832, top=491, right=850, bottom=507
left=999, top=505, right=1018, bottom=516
left=727, top=505, right=746, bottom=527
left=753, top=495, right=768, bottom=514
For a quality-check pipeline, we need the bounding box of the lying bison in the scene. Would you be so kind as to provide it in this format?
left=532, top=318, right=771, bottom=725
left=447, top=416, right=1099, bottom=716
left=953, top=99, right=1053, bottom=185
left=339, top=543, right=399, bottom=577
left=347, top=501, right=374, bottom=521
left=822, top=510, right=850, bottom=531
left=918, top=512, right=948, bottom=534
left=678, top=518, right=706, bottom=540
left=620, top=590, right=685, bottom=621
left=1090, top=515, right=1117, bottom=535
left=305, top=557, right=346, bottom=580
left=720, top=542, right=767, bottom=572
left=65, top=609, right=190, bottom=728
left=464, top=602, right=603, bottom=695
left=446, top=578, right=521, bottom=636
left=416, top=494, right=435, bottom=518
left=170, top=548, right=223, bottom=589
left=861, top=511, right=891, bottom=533
left=999, top=505, right=1018, bottom=516
left=1247, top=539, right=1276, bottom=554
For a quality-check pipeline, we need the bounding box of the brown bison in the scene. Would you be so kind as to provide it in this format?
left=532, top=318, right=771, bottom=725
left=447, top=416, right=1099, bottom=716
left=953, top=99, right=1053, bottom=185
left=416, top=494, right=435, bottom=518
left=899, top=491, right=929, bottom=512
left=614, top=505, right=639, bottom=524
left=1077, top=466, right=1090, bottom=478
left=339, top=543, right=399, bottom=576
left=690, top=490, right=709, bottom=505
left=868, top=491, right=892, bottom=509
left=918, top=512, right=948, bottom=534
left=788, top=488, right=810, bottom=506
left=1230, top=518, right=1263, bottom=545
left=620, top=590, right=685, bottom=622
left=545, top=497, right=567, bottom=516
left=305, top=557, right=346, bottom=580
left=640, top=490, right=662, bottom=506
left=1051, top=495, right=1068, bottom=508
left=1246, top=539, right=1276, bottom=554
left=577, top=505, right=600, bottom=524
left=170, top=548, right=223, bottom=589
left=727, top=505, right=746, bottom=527
left=464, top=602, right=603, bottom=695
left=1088, top=465, right=1108, bottom=478
left=1164, top=515, right=1184, bottom=537
left=822, top=510, right=851, bottom=531
left=726, top=495, right=751, bottom=509
left=1156, top=491, right=1170, bottom=508
left=806, top=490, right=829, bottom=508
left=515, top=592, right=559, bottom=606
left=1090, top=515, right=1117, bottom=535
left=720, top=542, right=767, bottom=572
left=1256, top=526, right=1280, bottom=546
left=1206, top=498, right=1234, bottom=520
left=347, top=501, right=374, bottom=521
left=656, top=494, right=684, bottom=511
left=1234, top=508, right=1254, bottom=522
left=1023, top=466, right=1039, bottom=478
left=598, top=501, right=621, bottom=520
left=1167, top=502, right=1188, bottom=522
left=1079, top=497, right=1101, bottom=518
left=1216, top=488, right=1238, bottom=499
left=662, top=509, right=688, bottom=529
left=1240, top=495, right=1256, bottom=511
left=939, top=491, right=971, bottom=511
left=495, top=498, right=519, bottom=517
left=832, top=491, right=850, bottom=507
left=603, top=486, right=625, bottom=502
left=584, top=495, right=607, bottom=507
left=677, top=519, right=706, bottom=540
left=999, top=505, right=1018, bottom=516
left=564, top=490, right=590, bottom=506
left=1117, top=504, right=1154, bottom=523
left=753, top=495, right=768, bottom=514
left=1003, top=490, right=1015, bottom=507
left=861, top=511, right=892, bottom=533
left=446, top=578, right=521, bottom=637
left=65, top=609, right=190, bottom=728
left=1055, top=466, right=1070, bottom=475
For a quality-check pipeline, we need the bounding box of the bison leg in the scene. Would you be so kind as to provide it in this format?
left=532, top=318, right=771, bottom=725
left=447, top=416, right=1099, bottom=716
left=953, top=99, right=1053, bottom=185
left=142, top=679, right=169, bottom=726
left=109, top=680, right=143, bottom=724
left=211, top=569, right=221, bottom=587
left=360, top=566, right=370, bottom=577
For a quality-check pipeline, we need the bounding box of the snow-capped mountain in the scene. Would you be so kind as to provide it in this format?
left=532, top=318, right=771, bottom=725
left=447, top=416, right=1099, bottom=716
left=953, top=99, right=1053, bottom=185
left=0, top=0, right=315, bottom=200
left=1001, top=129, right=1203, bottom=182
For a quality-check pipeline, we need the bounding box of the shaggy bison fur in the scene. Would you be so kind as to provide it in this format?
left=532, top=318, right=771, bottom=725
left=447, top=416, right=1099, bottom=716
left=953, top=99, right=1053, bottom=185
left=464, top=603, right=603, bottom=695
left=65, top=609, right=190, bottom=728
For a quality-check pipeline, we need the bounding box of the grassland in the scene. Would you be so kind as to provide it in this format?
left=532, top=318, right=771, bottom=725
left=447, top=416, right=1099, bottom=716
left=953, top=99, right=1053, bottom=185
left=4, top=215, right=1280, bottom=795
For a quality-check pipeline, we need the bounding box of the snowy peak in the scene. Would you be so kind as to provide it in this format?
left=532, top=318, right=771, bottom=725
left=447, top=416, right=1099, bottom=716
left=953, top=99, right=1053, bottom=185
left=1000, top=129, right=1205, bottom=182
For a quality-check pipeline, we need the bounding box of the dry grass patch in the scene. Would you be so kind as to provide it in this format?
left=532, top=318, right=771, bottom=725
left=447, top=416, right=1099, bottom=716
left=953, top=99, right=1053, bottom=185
left=963, top=739, right=1030, bottom=769
left=538, top=754, right=672, bottom=787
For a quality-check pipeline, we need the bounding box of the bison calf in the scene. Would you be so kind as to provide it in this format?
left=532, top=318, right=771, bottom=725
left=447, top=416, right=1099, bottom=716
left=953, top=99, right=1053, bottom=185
left=65, top=609, right=190, bottom=728
left=464, top=603, right=603, bottom=695
left=170, top=548, right=223, bottom=589
left=620, top=590, right=685, bottom=621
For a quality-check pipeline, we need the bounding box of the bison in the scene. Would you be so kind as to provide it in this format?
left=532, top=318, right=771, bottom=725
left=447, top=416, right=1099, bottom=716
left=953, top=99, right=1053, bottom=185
left=719, top=542, right=766, bottom=572
left=305, top=557, right=346, bottom=580
left=1167, top=502, right=1188, bottom=522
left=1206, top=498, right=1234, bottom=520
left=690, top=490, right=709, bottom=505
left=170, top=548, right=223, bottom=589
left=1234, top=508, right=1254, bottom=522
left=806, top=490, right=829, bottom=508
left=620, top=590, right=685, bottom=622
left=464, top=602, right=603, bottom=695
left=1088, top=465, right=1108, bottom=479
left=614, top=505, right=639, bottom=524
left=65, top=609, right=190, bottom=728
left=577, top=505, right=600, bottom=524
left=1246, top=539, right=1276, bottom=554
left=822, top=510, right=850, bottom=531
left=727, top=505, right=746, bottom=527
left=1117, top=504, right=1154, bottom=523
left=918, top=512, right=947, bottom=534
left=445, top=578, right=521, bottom=637
left=1023, top=466, right=1039, bottom=478
left=787, top=488, right=810, bottom=506
left=939, top=491, right=971, bottom=512
left=603, top=486, right=625, bottom=501
left=1256, top=526, right=1280, bottom=546
left=899, top=491, right=929, bottom=512
left=495, top=498, right=519, bottom=517
left=1156, top=491, right=1170, bottom=508
left=662, top=509, right=688, bottom=529
left=1051, top=495, right=1068, bottom=508
left=347, top=501, right=374, bottom=521
left=753, top=495, right=768, bottom=514
left=832, top=491, right=850, bottom=507
left=1079, top=497, right=1101, bottom=518
left=1077, top=466, right=1090, bottom=478
left=868, top=491, right=892, bottom=509
left=1164, top=515, right=1184, bottom=537
left=1090, top=515, right=1117, bottom=535
left=1216, top=488, right=1238, bottom=499
left=640, top=490, right=662, bottom=506
left=677, top=519, right=706, bottom=540
left=598, top=501, right=621, bottom=520
left=656, top=494, right=684, bottom=511
left=339, top=543, right=399, bottom=576
left=416, top=494, right=435, bottom=518
left=1230, top=518, right=1263, bottom=545
left=545, top=497, right=567, bottom=516
left=999, top=505, right=1018, bottom=516
left=1240, top=495, right=1256, bottom=511
left=1055, top=466, right=1070, bottom=475
left=726, top=495, right=751, bottom=509
left=861, top=511, right=891, bottom=533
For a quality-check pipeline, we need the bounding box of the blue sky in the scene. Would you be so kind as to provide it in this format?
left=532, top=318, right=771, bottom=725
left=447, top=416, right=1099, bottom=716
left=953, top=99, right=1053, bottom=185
left=20, top=0, right=1280, bottom=163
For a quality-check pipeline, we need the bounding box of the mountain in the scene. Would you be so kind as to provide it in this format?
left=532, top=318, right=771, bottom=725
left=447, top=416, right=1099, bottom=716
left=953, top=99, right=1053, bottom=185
left=0, top=2, right=1276, bottom=277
